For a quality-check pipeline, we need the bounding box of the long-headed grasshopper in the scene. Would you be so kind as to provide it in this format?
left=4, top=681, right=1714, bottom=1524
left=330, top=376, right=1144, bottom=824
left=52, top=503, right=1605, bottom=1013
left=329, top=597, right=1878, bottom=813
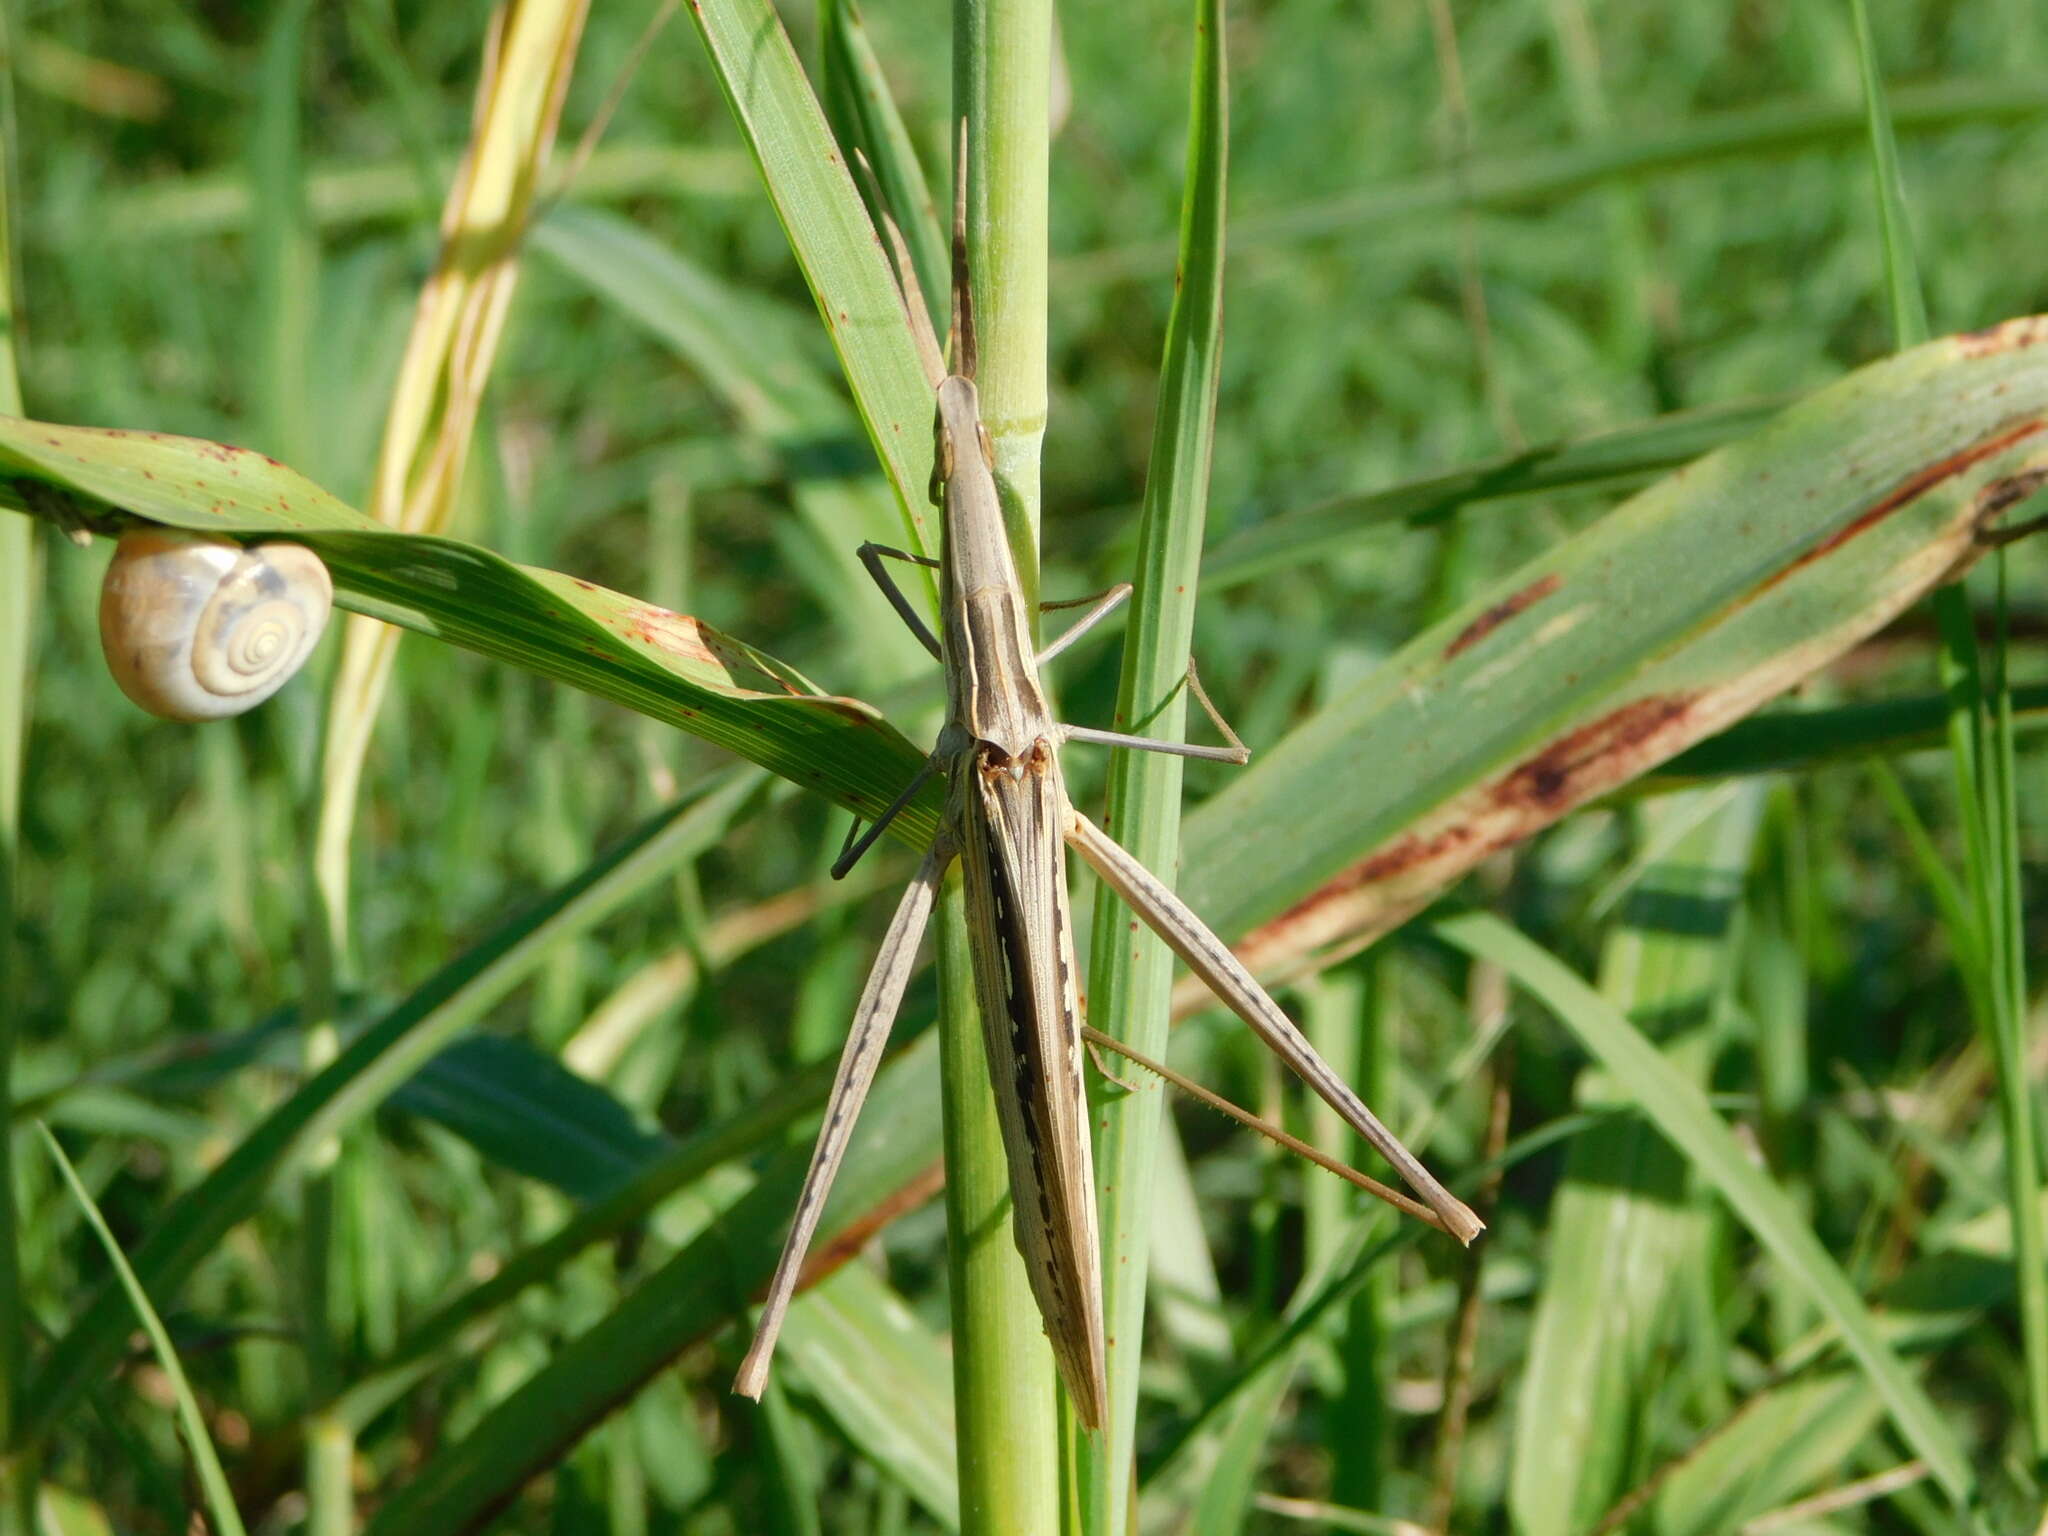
left=735, top=141, right=1480, bottom=1429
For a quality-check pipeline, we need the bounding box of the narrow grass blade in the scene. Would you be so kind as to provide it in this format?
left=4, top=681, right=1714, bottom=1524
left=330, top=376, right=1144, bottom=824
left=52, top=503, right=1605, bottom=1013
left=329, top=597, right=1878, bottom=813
left=819, top=0, right=946, bottom=326
left=1851, top=9, right=2048, bottom=1462
left=1654, top=681, right=2048, bottom=781
left=1062, top=76, right=2048, bottom=284
left=0, top=5, right=32, bottom=1487
left=102, top=143, right=754, bottom=240
left=678, top=0, right=934, bottom=535
left=1509, top=787, right=1761, bottom=1536
left=1640, top=1373, right=1887, bottom=1536
left=23, top=773, right=761, bottom=1447
left=247, top=0, right=315, bottom=468
left=1142, top=1222, right=1415, bottom=1503
left=328, top=1031, right=886, bottom=1433
left=1979, top=572, right=2048, bottom=1461
left=1202, top=396, right=1785, bottom=591
left=776, top=1263, right=958, bottom=1528
left=389, top=1034, right=673, bottom=1203
left=754, top=1375, right=824, bottom=1536
left=39, top=1125, right=250, bottom=1536
left=357, top=1040, right=946, bottom=1535
left=1075, top=1, right=1228, bottom=1527
left=1183, top=1367, right=1294, bottom=1536
left=0, top=422, right=937, bottom=838
left=1435, top=911, right=1975, bottom=1511
left=1849, top=0, right=1927, bottom=351
left=1177, top=318, right=2048, bottom=975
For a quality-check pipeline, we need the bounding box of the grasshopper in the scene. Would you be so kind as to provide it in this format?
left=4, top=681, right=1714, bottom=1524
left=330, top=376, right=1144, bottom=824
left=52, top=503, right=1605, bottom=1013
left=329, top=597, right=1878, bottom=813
left=735, top=142, right=1481, bottom=1429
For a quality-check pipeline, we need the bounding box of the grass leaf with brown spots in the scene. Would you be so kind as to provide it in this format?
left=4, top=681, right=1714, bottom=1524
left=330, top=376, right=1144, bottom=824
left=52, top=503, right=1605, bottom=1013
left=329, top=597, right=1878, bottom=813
left=0, top=415, right=937, bottom=841
left=1180, top=316, right=2048, bottom=977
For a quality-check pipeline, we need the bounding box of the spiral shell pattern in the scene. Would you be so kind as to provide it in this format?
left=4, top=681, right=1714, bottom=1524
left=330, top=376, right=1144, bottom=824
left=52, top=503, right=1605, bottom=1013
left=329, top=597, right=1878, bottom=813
left=99, top=530, right=333, bottom=721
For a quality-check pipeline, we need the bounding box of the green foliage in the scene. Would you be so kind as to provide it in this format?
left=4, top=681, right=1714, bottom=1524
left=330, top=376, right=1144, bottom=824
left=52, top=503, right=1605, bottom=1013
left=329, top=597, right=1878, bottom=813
left=6, top=2, right=2048, bottom=1533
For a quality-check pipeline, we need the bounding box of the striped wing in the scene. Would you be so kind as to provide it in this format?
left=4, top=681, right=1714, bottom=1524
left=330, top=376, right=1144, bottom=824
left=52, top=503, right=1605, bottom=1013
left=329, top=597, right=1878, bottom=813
left=955, top=749, right=1107, bottom=1428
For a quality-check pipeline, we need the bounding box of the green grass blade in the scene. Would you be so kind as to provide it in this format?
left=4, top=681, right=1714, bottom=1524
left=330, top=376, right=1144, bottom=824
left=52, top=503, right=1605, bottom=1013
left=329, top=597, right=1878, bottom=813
left=247, top=0, right=315, bottom=468
left=101, top=143, right=754, bottom=240
left=0, top=421, right=936, bottom=838
left=0, top=510, right=23, bottom=1468
left=389, top=1035, right=673, bottom=1203
left=818, top=0, right=946, bottom=327
left=1201, top=396, right=1786, bottom=591
left=1655, top=682, right=2048, bottom=782
left=754, top=1374, right=825, bottom=1536
left=1509, top=786, right=1761, bottom=1535
left=1850, top=7, right=2048, bottom=1463
left=1142, top=1223, right=1413, bottom=1497
left=1435, top=911, right=1975, bottom=1511
left=0, top=4, right=29, bottom=1505
left=23, top=773, right=760, bottom=1447
left=679, top=0, right=934, bottom=538
left=1646, top=1372, right=1887, bottom=1536
left=38, top=1126, right=249, bottom=1536
left=778, top=1263, right=958, bottom=1528
left=1981, top=566, right=2048, bottom=1462
left=1063, top=76, right=2048, bottom=284
left=358, top=1037, right=945, bottom=1534
left=1849, top=0, right=1928, bottom=351
left=1176, top=319, right=2048, bottom=967
left=328, top=1029, right=866, bottom=1432
left=1182, top=1368, right=1293, bottom=1536
left=1074, top=0, right=1226, bottom=1529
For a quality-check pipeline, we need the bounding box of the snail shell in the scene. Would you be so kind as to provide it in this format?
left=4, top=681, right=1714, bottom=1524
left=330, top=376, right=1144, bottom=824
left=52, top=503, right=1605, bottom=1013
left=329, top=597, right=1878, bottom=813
left=98, top=529, right=333, bottom=721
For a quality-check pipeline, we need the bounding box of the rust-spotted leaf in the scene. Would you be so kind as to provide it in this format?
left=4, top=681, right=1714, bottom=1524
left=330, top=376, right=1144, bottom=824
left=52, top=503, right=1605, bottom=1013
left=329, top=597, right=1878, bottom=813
left=1181, top=317, right=2048, bottom=975
left=0, top=416, right=936, bottom=839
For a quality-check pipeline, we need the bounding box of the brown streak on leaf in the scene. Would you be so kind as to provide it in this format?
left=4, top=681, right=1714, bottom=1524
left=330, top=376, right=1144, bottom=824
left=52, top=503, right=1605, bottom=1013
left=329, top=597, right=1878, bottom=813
left=1954, top=317, right=2048, bottom=358
left=1445, top=572, right=1562, bottom=659
left=1755, top=415, right=2048, bottom=596
left=1241, top=693, right=1701, bottom=968
left=1489, top=693, right=1698, bottom=812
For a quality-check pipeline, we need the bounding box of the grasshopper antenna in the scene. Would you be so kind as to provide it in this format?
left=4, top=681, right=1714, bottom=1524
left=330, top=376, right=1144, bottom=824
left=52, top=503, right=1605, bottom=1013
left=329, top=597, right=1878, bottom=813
left=950, top=117, right=976, bottom=382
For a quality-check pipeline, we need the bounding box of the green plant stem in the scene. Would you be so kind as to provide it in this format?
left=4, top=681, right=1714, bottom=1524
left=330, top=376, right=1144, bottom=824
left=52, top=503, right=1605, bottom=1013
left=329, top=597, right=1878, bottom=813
left=935, top=883, right=1061, bottom=1532
left=1979, top=565, right=2048, bottom=1465
left=953, top=0, right=1050, bottom=593
left=936, top=0, right=1067, bottom=1519
left=0, top=3, right=31, bottom=1525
